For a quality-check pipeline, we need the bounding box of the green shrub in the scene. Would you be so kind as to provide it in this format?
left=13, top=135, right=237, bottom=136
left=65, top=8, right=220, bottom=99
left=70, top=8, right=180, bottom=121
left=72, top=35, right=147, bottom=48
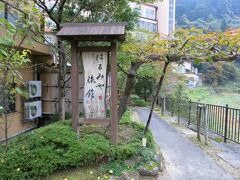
left=140, top=148, right=155, bottom=163
left=65, top=112, right=72, bottom=119
left=130, top=95, right=148, bottom=107
left=130, top=122, right=155, bottom=150
left=110, top=142, right=140, bottom=161
left=0, top=122, right=110, bottom=179
left=0, top=110, right=157, bottom=179
left=120, top=109, right=132, bottom=124
left=120, top=110, right=155, bottom=150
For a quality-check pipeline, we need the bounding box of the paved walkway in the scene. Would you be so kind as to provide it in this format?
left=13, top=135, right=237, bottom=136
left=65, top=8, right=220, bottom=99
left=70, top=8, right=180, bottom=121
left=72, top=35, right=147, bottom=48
left=135, top=107, right=235, bottom=180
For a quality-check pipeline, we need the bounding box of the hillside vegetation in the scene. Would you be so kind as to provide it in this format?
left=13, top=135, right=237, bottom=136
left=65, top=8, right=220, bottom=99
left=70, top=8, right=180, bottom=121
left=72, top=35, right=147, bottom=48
left=176, top=0, right=240, bottom=31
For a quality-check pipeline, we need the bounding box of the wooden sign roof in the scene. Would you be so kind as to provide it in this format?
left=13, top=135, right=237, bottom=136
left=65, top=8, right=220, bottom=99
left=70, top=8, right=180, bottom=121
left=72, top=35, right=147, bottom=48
left=57, top=23, right=126, bottom=41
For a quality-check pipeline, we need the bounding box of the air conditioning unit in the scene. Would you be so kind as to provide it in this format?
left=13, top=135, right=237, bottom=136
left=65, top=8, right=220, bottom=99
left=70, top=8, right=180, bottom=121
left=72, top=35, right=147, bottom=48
left=26, top=81, right=42, bottom=98
left=24, top=101, right=42, bottom=120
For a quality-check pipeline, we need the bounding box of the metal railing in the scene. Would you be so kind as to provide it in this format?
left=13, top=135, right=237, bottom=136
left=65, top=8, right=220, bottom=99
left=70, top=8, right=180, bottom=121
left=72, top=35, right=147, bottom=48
left=158, top=97, right=240, bottom=144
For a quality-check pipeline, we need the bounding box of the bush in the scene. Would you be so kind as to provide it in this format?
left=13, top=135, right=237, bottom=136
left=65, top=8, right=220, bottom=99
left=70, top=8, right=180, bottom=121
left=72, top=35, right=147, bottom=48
left=130, top=95, right=148, bottom=107
left=0, top=110, right=156, bottom=179
left=0, top=121, right=110, bottom=179
left=119, top=109, right=132, bottom=124
left=110, top=143, right=140, bottom=161
left=120, top=110, right=155, bottom=150
left=132, top=98, right=148, bottom=107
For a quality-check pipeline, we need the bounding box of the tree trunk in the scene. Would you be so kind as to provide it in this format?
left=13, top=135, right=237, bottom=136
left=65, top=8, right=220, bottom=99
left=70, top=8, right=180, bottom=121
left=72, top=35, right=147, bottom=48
left=4, top=114, right=8, bottom=152
left=0, top=68, right=9, bottom=152
left=57, top=40, right=67, bottom=120
left=118, top=62, right=141, bottom=121
left=144, top=86, right=147, bottom=101
left=144, top=61, right=170, bottom=133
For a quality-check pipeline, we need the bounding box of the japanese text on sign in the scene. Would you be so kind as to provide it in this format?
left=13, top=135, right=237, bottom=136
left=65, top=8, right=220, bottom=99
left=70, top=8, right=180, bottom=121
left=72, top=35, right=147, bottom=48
left=82, top=52, right=108, bottom=118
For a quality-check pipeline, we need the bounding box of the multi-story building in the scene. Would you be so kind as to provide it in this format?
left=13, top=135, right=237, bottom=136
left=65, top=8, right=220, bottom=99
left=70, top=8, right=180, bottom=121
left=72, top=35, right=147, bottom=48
left=130, top=1, right=202, bottom=89
left=173, top=62, right=202, bottom=88
left=129, top=0, right=176, bottom=35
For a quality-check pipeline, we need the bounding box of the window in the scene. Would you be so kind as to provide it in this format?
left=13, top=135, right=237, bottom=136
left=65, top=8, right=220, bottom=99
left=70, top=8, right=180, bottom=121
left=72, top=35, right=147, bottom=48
left=168, top=0, right=175, bottom=33
left=137, top=20, right=157, bottom=32
left=145, top=8, right=155, bottom=19
left=0, top=86, right=16, bottom=114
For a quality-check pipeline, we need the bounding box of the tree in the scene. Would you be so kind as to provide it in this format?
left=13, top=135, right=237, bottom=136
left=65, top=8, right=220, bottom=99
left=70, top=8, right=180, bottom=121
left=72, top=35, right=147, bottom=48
left=0, top=1, right=40, bottom=150
left=117, top=33, right=158, bottom=119
left=144, top=28, right=240, bottom=132
left=176, top=0, right=240, bottom=31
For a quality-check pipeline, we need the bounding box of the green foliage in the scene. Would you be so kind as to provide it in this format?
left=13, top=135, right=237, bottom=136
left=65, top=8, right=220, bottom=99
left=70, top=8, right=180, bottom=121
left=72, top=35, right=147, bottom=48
left=195, top=62, right=240, bottom=85
left=186, top=87, right=212, bottom=102
left=119, top=109, right=155, bottom=149
left=119, top=109, right=133, bottom=124
left=134, top=63, right=158, bottom=101
left=134, top=77, right=155, bottom=101
left=176, top=0, right=240, bottom=31
left=0, top=2, right=41, bottom=114
left=186, top=86, right=240, bottom=108
left=140, top=148, right=155, bottom=163
left=65, top=112, right=72, bottom=119
left=110, top=143, right=140, bottom=161
left=39, top=0, right=154, bottom=31
left=0, top=106, right=4, bottom=114
left=133, top=123, right=155, bottom=150
left=0, top=109, right=157, bottom=179
left=130, top=95, right=148, bottom=107
left=213, top=137, right=224, bottom=143
left=0, top=122, right=110, bottom=179
left=99, top=161, right=130, bottom=176
left=170, top=81, right=188, bottom=100
left=99, top=147, right=157, bottom=176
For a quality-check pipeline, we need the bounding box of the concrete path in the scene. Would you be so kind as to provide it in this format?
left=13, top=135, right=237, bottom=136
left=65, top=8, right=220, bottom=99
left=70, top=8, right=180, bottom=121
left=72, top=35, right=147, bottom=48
left=135, top=107, right=235, bottom=180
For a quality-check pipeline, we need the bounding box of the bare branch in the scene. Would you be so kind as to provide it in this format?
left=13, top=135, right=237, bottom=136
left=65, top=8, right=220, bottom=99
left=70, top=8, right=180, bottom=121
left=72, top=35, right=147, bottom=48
left=180, top=38, right=191, bottom=51
left=117, top=63, right=131, bottom=76
left=49, top=0, right=59, bottom=13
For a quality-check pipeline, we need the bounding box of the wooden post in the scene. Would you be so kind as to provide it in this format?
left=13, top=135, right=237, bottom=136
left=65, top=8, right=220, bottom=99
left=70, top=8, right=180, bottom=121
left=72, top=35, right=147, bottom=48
left=71, top=42, right=79, bottom=132
left=161, top=97, right=164, bottom=116
left=197, top=105, right=202, bottom=142
left=111, top=41, right=118, bottom=145
left=224, top=104, right=229, bottom=143
left=204, top=105, right=208, bottom=145
left=163, top=97, right=166, bottom=113
left=188, top=100, right=192, bottom=126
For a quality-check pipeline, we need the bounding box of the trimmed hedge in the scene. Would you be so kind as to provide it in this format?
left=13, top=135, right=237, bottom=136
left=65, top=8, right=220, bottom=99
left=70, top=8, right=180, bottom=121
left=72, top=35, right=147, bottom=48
left=0, top=123, right=110, bottom=179
left=0, top=110, right=155, bottom=179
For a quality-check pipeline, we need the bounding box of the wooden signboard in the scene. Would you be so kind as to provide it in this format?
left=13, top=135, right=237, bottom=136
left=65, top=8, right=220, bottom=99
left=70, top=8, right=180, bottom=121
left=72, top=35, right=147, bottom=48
left=82, top=52, right=108, bottom=119
left=57, top=23, right=126, bottom=145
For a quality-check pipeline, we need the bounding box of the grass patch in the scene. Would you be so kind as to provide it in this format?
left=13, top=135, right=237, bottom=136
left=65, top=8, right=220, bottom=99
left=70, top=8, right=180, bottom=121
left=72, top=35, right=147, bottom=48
left=213, top=137, right=224, bottom=143
left=99, top=161, right=130, bottom=176
left=45, top=166, right=103, bottom=180
left=186, top=86, right=240, bottom=108
left=0, top=110, right=156, bottom=179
